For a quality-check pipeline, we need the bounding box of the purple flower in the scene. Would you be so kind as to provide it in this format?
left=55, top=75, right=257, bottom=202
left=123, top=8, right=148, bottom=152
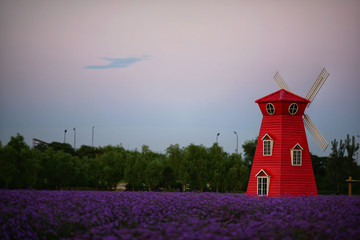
left=1, top=190, right=360, bottom=239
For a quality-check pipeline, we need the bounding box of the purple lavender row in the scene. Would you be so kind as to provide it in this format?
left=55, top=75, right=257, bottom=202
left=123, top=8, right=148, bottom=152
left=1, top=190, right=360, bottom=239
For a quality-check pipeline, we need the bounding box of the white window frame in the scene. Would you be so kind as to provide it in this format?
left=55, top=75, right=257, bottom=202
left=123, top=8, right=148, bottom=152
left=257, top=177, right=269, bottom=196
left=288, top=103, right=298, bottom=115
left=261, top=134, right=273, bottom=156
left=255, top=169, right=270, bottom=196
left=266, top=103, right=275, bottom=115
left=291, top=143, right=303, bottom=166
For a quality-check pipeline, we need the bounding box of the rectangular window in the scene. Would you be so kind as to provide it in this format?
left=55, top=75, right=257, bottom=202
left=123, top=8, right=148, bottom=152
left=263, top=140, right=271, bottom=156
left=292, top=150, right=302, bottom=166
left=257, top=177, right=268, bottom=196
left=257, top=178, right=262, bottom=195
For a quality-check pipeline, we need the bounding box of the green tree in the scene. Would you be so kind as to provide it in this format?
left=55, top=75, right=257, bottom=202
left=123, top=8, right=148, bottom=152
left=166, top=144, right=187, bottom=190
left=37, top=149, right=75, bottom=189
left=6, top=133, right=28, bottom=150
left=327, top=135, right=360, bottom=193
left=344, top=134, right=359, bottom=162
left=227, top=153, right=248, bottom=192
left=327, top=139, right=346, bottom=193
left=242, top=137, right=257, bottom=188
left=145, top=158, right=165, bottom=191
left=77, top=145, right=99, bottom=159
left=185, top=144, right=209, bottom=192
left=99, top=150, right=125, bottom=189
left=311, top=153, right=329, bottom=193
left=242, top=137, right=257, bottom=168
left=0, top=144, right=17, bottom=188
left=208, top=143, right=226, bottom=192
left=1, top=134, right=39, bottom=188
left=162, top=163, right=176, bottom=190
left=87, top=157, right=103, bottom=189
left=48, top=142, right=76, bottom=156
left=141, top=144, right=165, bottom=163
left=72, top=156, right=90, bottom=188
left=124, top=150, right=146, bottom=191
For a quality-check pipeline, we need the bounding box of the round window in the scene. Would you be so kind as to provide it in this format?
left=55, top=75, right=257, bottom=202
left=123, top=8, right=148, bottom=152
left=289, top=103, right=298, bottom=115
left=266, top=103, right=275, bottom=115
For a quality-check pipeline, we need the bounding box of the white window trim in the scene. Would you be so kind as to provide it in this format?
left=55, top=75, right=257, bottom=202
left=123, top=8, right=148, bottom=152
left=255, top=169, right=270, bottom=177
left=257, top=176, right=269, bottom=196
left=291, top=143, right=303, bottom=166
left=255, top=170, right=270, bottom=196
left=261, top=134, right=273, bottom=156
left=288, top=103, right=298, bottom=115
left=266, top=103, right=275, bottom=115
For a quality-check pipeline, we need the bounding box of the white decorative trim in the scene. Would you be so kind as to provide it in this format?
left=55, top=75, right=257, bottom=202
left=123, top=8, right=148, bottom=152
left=291, top=143, right=303, bottom=150
left=261, top=133, right=272, bottom=140
left=255, top=169, right=270, bottom=177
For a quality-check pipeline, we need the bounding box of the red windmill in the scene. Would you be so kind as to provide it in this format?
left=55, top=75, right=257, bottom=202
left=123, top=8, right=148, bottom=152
left=246, top=68, right=330, bottom=196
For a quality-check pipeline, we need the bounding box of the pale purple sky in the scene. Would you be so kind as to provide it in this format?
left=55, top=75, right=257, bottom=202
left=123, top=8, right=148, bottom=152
left=1, top=0, right=359, bottom=156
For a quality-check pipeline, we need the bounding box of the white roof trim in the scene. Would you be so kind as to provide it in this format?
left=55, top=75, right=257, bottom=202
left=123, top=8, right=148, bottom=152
left=291, top=143, right=303, bottom=150
left=255, top=169, right=270, bottom=177
left=261, top=133, right=272, bottom=141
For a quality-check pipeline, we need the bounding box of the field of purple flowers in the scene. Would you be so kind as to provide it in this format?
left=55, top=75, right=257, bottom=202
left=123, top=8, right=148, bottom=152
left=1, top=190, right=360, bottom=240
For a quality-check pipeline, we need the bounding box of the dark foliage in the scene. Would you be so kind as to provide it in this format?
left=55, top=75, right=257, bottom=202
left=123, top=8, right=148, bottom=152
left=1, top=133, right=359, bottom=194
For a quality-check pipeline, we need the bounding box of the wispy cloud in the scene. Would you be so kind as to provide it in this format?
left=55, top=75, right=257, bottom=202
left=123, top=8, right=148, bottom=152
left=85, top=56, right=150, bottom=69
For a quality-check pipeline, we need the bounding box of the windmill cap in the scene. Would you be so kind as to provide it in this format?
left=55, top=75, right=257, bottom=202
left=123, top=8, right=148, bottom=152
left=255, top=89, right=310, bottom=103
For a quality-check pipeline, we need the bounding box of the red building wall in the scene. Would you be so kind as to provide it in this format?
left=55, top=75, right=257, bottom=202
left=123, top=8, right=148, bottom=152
left=246, top=96, right=318, bottom=196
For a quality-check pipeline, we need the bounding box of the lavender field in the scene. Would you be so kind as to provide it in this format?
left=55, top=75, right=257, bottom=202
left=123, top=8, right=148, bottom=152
left=1, top=190, right=360, bottom=240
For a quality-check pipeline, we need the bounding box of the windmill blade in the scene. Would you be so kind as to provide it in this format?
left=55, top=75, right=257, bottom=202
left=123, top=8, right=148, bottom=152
left=274, top=71, right=292, bottom=92
left=303, top=114, right=329, bottom=152
left=305, top=68, right=329, bottom=107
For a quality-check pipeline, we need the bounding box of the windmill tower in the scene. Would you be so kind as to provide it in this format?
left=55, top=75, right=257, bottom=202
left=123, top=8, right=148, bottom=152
left=246, top=68, right=329, bottom=196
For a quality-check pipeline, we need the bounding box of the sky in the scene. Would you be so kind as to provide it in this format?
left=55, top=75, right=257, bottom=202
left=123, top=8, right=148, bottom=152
left=0, top=0, right=359, bottom=156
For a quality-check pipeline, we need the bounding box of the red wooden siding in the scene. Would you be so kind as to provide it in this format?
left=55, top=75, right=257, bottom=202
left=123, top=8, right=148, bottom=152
left=246, top=92, right=317, bottom=196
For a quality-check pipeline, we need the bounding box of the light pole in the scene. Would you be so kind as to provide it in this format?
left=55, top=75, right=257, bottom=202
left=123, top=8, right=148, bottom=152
left=64, top=129, right=67, bottom=143
left=234, top=131, right=238, bottom=154
left=216, top=133, right=220, bottom=143
left=357, top=135, right=360, bottom=166
left=73, top=128, right=76, bottom=149
left=92, top=126, right=94, bottom=147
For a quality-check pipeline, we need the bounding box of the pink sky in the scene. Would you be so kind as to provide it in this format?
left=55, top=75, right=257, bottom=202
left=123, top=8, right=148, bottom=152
left=1, top=0, right=359, bottom=156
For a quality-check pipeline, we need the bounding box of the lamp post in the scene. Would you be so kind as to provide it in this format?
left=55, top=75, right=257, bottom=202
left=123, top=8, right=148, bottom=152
left=357, top=135, right=360, bottom=166
left=64, top=129, right=67, bottom=143
left=216, top=133, right=220, bottom=144
left=234, top=131, right=238, bottom=154
left=92, top=126, right=94, bottom=147
left=73, top=128, right=76, bottom=149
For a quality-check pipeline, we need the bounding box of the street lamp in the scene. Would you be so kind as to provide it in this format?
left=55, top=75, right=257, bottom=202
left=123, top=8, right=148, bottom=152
left=64, top=129, right=67, bottom=143
left=73, top=128, right=76, bottom=149
left=216, top=133, right=220, bottom=143
left=357, top=135, right=360, bottom=165
left=234, top=131, right=238, bottom=154
left=92, top=126, right=94, bottom=147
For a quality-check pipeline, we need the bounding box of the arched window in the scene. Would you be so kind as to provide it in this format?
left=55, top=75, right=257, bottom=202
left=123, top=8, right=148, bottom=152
left=255, top=169, right=270, bottom=196
left=261, top=134, right=273, bottom=156
left=291, top=143, right=303, bottom=166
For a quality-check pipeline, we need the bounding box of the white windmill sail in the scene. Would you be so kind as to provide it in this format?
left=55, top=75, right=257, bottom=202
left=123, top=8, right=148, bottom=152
left=305, top=68, right=330, bottom=107
left=303, top=114, right=329, bottom=152
left=272, top=68, right=330, bottom=152
left=274, top=71, right=292, bottom=92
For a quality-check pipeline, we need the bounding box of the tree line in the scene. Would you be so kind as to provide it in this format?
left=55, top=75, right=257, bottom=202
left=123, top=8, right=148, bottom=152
left=0, top=133, right=359, bottom=194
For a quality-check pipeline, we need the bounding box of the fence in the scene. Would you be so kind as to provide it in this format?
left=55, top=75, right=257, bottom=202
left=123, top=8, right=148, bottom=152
left=345, top=176, right=360, bottom=196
